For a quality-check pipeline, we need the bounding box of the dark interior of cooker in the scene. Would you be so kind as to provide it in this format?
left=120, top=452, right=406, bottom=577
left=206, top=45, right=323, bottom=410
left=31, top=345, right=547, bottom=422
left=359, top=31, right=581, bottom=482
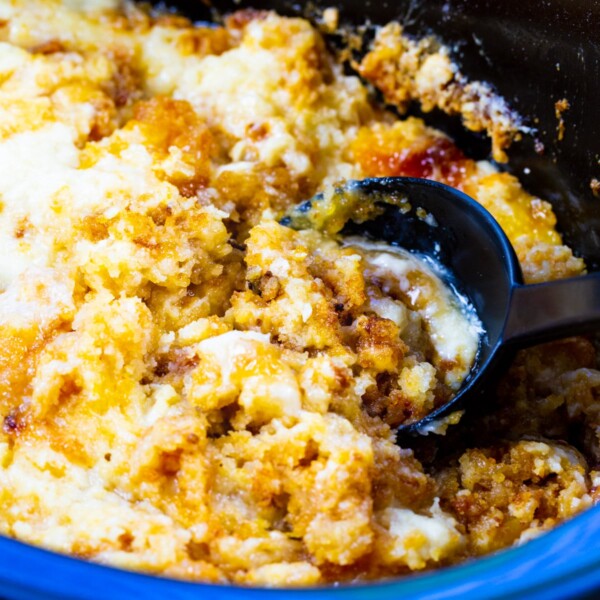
left=161, top=0, right=600, bottom=270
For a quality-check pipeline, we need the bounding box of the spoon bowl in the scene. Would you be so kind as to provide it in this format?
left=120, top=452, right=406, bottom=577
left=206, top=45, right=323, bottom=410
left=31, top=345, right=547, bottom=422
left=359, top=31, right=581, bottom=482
left=282, top=177, right=600, bottom=435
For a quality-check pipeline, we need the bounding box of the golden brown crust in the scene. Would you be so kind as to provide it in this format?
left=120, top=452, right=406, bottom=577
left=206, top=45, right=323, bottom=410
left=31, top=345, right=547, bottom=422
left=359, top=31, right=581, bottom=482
left=358, top=23, right=529, bottom=162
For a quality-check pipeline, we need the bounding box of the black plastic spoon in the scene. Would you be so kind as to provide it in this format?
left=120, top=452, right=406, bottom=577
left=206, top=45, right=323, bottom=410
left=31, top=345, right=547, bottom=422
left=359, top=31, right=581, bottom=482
left=282, top=177, right=600, bottom=435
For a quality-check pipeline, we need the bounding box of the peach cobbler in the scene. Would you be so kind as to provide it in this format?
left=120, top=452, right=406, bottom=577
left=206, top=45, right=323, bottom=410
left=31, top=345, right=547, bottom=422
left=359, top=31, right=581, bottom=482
left=0, top=0, right=597, bottom=586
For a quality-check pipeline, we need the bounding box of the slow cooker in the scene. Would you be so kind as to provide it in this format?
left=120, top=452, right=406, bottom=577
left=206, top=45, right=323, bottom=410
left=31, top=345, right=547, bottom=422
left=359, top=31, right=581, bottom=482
left=1, top=0, right=599, bottom=597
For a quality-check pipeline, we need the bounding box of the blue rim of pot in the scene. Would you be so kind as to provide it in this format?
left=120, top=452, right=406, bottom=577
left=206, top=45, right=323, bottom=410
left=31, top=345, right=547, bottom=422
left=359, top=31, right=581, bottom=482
left=1, top=503, right=600, bottom=600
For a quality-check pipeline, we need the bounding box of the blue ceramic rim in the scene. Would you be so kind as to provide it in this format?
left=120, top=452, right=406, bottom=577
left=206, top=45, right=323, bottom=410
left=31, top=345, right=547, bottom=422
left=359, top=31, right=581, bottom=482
left=1, top=492, right=600, bottom=599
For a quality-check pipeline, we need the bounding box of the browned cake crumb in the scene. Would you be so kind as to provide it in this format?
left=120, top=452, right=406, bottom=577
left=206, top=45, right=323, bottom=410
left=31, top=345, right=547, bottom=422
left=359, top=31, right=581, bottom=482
left=358, top=23, right=532, bottom=162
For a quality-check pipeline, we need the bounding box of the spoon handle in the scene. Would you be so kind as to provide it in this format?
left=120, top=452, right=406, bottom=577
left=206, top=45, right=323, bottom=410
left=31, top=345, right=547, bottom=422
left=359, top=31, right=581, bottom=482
left=503, top=272, right=600, bottom=348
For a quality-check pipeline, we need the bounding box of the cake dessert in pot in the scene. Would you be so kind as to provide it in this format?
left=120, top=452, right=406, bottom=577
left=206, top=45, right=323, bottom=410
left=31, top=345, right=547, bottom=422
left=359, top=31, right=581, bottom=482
left=0, top=0, right=597, bottom=586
